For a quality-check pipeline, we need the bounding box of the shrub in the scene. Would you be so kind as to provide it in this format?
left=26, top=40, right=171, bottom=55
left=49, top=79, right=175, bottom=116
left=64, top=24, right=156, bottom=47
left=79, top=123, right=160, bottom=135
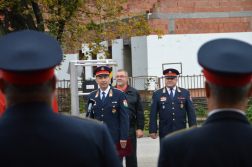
left=143, top=110, right=150, bottom=131
left=246, top=105, right=252, bottom=124
left=195, top=104, right=207, bottom=117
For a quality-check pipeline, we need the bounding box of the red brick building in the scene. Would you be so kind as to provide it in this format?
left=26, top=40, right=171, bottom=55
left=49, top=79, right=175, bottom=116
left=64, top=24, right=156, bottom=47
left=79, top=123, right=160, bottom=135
left=122, top=0, right=252, bottom=35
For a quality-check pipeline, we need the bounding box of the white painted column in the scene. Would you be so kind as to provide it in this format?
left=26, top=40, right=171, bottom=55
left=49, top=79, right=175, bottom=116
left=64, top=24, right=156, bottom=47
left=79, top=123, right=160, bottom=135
left=82, top=44, right=93, bottom=80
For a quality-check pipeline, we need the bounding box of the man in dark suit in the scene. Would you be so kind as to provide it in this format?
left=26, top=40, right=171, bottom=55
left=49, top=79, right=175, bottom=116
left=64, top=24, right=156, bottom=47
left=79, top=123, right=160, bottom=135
left=158, top=39, right=252, bottom=167
left=87, top=66, right=129, bottom=150
left=149, top=68, right=197, bottom=142
left=115, top=69, right=145, bottom=167
left=0, top=30, right=122, bottom=167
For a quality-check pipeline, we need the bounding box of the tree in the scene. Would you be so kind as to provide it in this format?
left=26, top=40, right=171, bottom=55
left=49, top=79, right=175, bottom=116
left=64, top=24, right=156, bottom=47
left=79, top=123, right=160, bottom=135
left=0, top=0, right=163, bottom=57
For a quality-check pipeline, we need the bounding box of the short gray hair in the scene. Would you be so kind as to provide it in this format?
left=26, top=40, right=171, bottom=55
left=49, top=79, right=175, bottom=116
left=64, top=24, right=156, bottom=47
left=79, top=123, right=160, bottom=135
left=117, top=69, right=128, bottom=77
left=208, top=81, right=251, bottom=105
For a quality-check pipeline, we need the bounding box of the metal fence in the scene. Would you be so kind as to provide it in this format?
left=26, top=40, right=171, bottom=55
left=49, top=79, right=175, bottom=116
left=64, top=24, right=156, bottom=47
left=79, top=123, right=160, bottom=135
left=159, top=74, right=206, bottom=97
left=56, top=80, right=83, bottom=113
left=129, top=74, right=206, bottom=97
left=128, top=76, right=159, bottom=91
left=158, top=74, right=205, bottom=89
left=56, top=75, right=206, bottom=112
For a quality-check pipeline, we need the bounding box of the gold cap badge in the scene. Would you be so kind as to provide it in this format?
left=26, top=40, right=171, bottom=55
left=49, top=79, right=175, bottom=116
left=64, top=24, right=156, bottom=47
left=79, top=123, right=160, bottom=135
left=101, top=67, right=104, bottom=70
left=169, top=71, right=172, bottom=74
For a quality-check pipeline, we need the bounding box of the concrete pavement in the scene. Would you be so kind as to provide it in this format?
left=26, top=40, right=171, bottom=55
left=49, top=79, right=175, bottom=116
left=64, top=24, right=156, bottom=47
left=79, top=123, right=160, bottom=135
left=123, top=136, right=160, bottom=167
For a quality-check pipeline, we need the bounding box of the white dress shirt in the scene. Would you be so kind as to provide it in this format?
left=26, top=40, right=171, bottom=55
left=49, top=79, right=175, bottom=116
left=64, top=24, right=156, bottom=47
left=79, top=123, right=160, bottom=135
left=100, top=86, right=110, bottom=100
left=208, top=108, right=245, bottom=117
left=166, top=86, right=176, bottom=97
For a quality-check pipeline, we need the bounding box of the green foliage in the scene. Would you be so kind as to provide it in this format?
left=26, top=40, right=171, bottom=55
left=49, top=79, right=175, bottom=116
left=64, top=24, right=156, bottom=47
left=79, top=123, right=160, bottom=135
left=79, top=98, right=86, bottom=113
left=195, top=104, right=207, bottom=117
left=68, top=88, right=71, bottom=113
left=67, top=87, right=86, bottom=114
left=246, top=105, right=252, bottom=124
left=0, top=0, right=163, bottom=56
left=143, top=110, right=150, bottom=131
left=247, top=98, right=252, bottom=105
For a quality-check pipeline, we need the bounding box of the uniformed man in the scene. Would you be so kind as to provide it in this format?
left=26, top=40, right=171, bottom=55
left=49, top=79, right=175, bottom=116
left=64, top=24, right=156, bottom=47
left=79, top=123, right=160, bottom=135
left=0, top=30, right=122, bottom=167
left=115, top=69, right=145, bottom=167
left=149, top=68, right=197, bottom=142
left=158, top=39, right=252, bottom=167
left=87, top=66, right=129, bottom=151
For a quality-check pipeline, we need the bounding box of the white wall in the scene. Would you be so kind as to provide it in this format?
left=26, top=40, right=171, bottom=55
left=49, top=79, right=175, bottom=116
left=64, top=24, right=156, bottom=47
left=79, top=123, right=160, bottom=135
left=131, top=32, right=252, bottom=90
left=131, top=36, right=148, bottom=77
left=56, top=53, right=78, bottom=81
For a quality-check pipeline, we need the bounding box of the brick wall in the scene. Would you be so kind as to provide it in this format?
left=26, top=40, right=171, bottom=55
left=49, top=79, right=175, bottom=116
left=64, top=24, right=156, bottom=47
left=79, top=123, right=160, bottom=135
left=147, top=19, right=169, bottom=34
left=151, top=0, right=252, bottom=13
left=175, top=17, right=251, bottom=34
left=120, top=0, right=252, bottom=35
left=123, top=0, right=158, bottom=14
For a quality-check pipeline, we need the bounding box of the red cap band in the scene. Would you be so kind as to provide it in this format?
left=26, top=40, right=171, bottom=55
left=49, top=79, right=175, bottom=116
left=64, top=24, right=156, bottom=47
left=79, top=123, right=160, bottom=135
left=96, top=71, right=109, bottom=75
left=1, top=68, right=55, bottom=86
left=203, top=69, right=252, bottom=87
left=165, top=73, right=177, bottom=76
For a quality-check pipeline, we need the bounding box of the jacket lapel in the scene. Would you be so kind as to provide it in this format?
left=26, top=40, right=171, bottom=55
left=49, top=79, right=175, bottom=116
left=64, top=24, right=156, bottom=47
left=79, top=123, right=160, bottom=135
left=94, top=89, right=102, bottom=107
left=173, top=86, right=181, bottom=102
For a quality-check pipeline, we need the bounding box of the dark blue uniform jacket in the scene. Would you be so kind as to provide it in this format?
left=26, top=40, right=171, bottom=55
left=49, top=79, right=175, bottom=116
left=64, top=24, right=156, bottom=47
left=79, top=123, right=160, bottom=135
left=158, top=111, right=252, bottom=167
left=0, top=102, right=121, bottom=167
left=149, top=87, right=196, bottom=139
left=87, top=86, right=129, bottom=144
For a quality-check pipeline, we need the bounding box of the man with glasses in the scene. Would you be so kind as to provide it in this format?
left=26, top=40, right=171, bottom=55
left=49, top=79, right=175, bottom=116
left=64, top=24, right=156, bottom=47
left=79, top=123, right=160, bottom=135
left=149, top=68, right=197, bottom=143
left=115, top=69, right=144, bottom=167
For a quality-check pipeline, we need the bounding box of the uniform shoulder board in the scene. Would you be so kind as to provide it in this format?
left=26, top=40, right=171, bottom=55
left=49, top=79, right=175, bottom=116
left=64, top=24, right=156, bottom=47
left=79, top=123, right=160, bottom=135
left=61, top=112, right=102, bottom=124
left=154, top=87, right=163, bottom=92
left=164, top=125, right=197, bottom=138
left=113, top=87, right=123, bottom=92
left=89, top=89, right=99, bottom=94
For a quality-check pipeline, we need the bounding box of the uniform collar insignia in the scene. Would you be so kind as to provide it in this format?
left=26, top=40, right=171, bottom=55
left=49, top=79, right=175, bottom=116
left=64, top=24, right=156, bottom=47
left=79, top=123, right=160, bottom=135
left=95, top=89, right=99, bottom=98
left=177, top=87, right=181, bottom=93
left=163, top=88, right=166, bottom=93
left=109, top=89, right=113, bottom=97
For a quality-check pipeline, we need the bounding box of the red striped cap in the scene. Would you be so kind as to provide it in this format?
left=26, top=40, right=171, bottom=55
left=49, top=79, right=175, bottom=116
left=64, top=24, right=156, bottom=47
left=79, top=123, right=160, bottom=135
left=1, top=68, right=55, bottom=86
left=94, top=66, right=111, bottom=76
left=163, top=68, right=179, bottom=78
left=198, top=39, right=252, bottom=87
left=0, top=30, right=63, bottom=86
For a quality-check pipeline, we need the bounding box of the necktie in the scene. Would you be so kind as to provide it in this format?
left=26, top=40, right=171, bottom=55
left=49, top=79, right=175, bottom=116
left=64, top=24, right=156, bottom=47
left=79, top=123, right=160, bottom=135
left=102, top=92, right=106, bottom=103
left=170, top=88, right=173, bottom=100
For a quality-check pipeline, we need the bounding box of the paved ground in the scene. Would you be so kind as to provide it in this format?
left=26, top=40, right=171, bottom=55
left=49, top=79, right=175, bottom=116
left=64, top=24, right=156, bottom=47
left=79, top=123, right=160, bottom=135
left=123, top=136, right=160, bottom=167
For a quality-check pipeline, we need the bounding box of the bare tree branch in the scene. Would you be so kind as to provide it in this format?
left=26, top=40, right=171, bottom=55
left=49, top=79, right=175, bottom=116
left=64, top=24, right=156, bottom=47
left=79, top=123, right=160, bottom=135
left=20, top=0, right=37, bottom=30
left=3, top=9, right=10, bottom=33
left=0, top=19, right=6, bottom=38
left=56, top=0, right=65, bottom=42
left=31, top=1, right=44, bottom=31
